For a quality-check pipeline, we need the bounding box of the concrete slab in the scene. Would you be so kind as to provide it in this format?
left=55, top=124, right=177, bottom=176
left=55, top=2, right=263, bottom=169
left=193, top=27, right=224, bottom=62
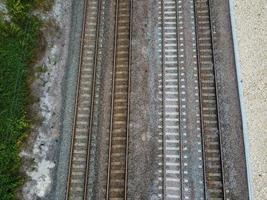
left=234, top=0, right=267, bottom=199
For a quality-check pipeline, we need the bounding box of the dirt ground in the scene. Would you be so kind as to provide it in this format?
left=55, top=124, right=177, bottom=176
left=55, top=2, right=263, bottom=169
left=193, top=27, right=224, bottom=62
left=234, top=0, right=267, bottom=199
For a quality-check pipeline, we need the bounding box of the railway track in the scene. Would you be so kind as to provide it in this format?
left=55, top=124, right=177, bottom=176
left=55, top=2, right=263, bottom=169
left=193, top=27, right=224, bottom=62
left=106, top=0, right=131, bottom=199
left=66, top=0, right=102, bottom=199
left=158, top=0, right=183, bottom=198
left=66, top=0, right=131, bottom=199
left=62, top=0, right=247, bottom=199
left=194, top=0, right=224, bottom=198
left=157, top=0, right=224, bottom=199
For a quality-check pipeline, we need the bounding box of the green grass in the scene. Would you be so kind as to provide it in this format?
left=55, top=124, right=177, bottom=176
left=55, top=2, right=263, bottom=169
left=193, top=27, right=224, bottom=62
left=0, top=0, right=49, bottom=199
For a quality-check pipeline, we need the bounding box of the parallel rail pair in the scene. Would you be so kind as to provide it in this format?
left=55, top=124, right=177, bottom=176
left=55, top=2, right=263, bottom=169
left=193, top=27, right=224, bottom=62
left=66, top=0, right=132, bottom=199
left=158, top=0, right=225, bottom=199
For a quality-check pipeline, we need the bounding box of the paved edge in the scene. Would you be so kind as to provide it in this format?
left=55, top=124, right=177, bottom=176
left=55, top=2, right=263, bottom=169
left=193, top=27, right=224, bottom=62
left=210, top=0, right=250, bottom=199
left=228, top=0, right=253, bottom=199
left=50, top=0, right=85, bottom=199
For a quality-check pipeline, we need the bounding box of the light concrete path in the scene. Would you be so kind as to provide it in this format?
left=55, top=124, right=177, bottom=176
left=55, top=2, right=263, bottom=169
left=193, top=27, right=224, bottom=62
left=234, top=0, right=267, bottom=199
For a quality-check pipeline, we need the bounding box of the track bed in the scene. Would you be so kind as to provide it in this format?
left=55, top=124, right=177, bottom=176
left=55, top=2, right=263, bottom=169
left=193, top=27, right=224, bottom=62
left=55, top=0, right=249, bottom=199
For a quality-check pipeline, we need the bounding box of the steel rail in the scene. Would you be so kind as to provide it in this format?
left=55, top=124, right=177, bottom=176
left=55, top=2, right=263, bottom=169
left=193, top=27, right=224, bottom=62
left=83, top=0, right=102, bottom=199
left=192, top=0, right=208, bottom=199
left=175, top=1, right=183, bottom=199
left=106, top=0, right=119, bottom=197
left=194, top=0, right=225, bottom=198
left=160, top=0, right=166, bottom=198
left=65, top=0, right=89, bottom=198
left=124, top=0, right=132, bottom=198
left=207, top=0, right=226, bottom=198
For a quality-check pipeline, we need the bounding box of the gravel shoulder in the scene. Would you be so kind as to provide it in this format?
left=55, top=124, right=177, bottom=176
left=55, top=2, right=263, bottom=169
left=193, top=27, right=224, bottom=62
left=51, top=0, right=85, bottom=199
left=20, top=0, right=73, bottom=199
left=234, top=0, right=267, bottom=199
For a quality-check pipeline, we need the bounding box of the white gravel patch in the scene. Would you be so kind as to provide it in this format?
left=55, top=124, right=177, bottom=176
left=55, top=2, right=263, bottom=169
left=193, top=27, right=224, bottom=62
left=0, top=1, right=10, bottom=21
left=0, top=2, right=6, bottom=12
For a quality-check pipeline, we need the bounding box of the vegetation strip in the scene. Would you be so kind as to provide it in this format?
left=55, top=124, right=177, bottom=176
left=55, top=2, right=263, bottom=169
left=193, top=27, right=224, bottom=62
left=0, top=0, right=51, bottom=199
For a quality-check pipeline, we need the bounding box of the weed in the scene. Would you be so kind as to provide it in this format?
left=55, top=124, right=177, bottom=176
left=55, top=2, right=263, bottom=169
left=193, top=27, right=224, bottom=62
left=0, top=0, right=49, bottom=199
